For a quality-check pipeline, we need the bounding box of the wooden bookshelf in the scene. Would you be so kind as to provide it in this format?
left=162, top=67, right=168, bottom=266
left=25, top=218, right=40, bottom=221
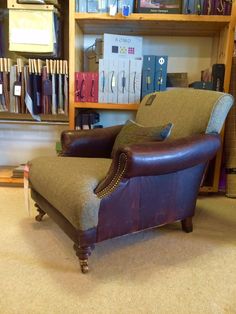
left=74, top=13, right=231, bottom=37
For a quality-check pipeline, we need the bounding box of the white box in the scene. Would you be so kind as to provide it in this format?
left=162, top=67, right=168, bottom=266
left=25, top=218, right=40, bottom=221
left=108, top=58, right=118, bottom=104
left=118, top=58, right=130, bottom=104
left=103, top=33, right=143, bottom=60
left=98, top=59, right=109, bottom=103
left=129, top=58, right=143, bottom=104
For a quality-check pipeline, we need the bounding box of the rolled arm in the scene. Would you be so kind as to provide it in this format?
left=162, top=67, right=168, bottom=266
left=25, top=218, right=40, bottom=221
left=95, top=134, right=221, bottom=197
left=120, top=133, right=221, bottom=178
left=60, top=125, right=122, bottom=157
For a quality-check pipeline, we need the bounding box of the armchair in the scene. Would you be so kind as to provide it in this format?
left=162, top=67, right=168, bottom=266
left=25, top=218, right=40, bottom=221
left=29, top=88, right=234, bottom=273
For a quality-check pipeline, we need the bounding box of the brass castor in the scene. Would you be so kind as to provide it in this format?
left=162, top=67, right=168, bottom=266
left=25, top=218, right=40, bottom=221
left=80, top=260, right=89, bottom=274
left=73, top=244, right=94, bottom=274
left=35, top=204, right=46, bottom=222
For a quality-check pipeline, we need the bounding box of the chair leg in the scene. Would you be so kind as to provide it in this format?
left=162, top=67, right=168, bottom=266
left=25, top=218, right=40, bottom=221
left=73, top=244, right=94, bottom=274
left=35, top=204, right=46, bottom=222
left=181, top=217, right=193, bottom=233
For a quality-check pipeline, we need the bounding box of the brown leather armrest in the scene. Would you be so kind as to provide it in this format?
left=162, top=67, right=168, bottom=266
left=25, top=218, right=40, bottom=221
left=60, top=125, right=123, bottom=157
left=95, top=134, right=221, bottom=197
left=121, top=134, right=221, bottom=178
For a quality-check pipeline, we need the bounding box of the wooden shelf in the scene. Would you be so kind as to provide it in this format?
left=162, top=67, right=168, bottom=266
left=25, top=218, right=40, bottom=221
left=0, top=166, right=23, bottom=187
left=73, top=102, right=139, bottom=110
left=0, top=113, right=69, bottom=125
left=0, top=177, right=23, bottom=187
left=74, top=13, right=231, bottom=36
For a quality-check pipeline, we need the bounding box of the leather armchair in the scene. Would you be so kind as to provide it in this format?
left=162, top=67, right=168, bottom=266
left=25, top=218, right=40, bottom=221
left=29, top=89, right=234, bottom=273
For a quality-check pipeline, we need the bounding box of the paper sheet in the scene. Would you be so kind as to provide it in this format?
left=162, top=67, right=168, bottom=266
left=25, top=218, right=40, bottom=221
left=9, top=9, right=54, bottom=53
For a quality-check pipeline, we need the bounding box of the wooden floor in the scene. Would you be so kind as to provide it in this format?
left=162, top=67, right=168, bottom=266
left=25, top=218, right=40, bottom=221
left=0, top=166, right=24, bottom=187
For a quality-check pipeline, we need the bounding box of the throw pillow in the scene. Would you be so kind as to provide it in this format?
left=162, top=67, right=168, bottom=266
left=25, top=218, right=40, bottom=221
left=111, top=120, right=173, bottom=157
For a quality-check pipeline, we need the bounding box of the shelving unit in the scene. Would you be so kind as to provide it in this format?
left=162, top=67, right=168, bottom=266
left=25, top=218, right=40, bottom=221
left=0, top=0, right=69, bottom=187
left=0, top=113, right=69, bottom=125
left=69, top=2, right=236, bottom=192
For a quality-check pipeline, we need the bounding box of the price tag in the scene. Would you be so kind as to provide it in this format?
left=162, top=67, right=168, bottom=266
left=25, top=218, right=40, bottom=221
left=145, top=94, right=156, bottom=106
left=13, top=82, right=22, bottom=97
left=0, top=82, right=3, bottom=95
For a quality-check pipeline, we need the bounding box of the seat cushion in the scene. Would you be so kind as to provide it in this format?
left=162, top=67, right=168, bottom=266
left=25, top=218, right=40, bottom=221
left=29, top=156, right=112, bottom=231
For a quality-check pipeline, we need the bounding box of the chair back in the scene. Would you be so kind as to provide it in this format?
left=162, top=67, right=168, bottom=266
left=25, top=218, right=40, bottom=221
left=135, top=88, right=234, bottom=139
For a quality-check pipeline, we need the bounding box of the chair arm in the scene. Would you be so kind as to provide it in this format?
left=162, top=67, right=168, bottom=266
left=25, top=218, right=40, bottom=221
left=95, top=134, right=221, bottom=197
left=121, top=133, right=221, bottom=178
left=60, top=125, right=123, bottom=157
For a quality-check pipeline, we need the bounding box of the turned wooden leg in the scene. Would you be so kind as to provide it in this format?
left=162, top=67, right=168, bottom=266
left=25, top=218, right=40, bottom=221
left=181, top=217, right=193, bottom=233
left=35, top=204, right=46, bottom=222
left=73, top=244, right=94, bottom=274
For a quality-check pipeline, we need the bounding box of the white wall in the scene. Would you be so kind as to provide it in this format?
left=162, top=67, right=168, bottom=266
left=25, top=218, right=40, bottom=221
left=84, top=35, right=213, bottom=83
left=0, top=123, right=69, bottom=165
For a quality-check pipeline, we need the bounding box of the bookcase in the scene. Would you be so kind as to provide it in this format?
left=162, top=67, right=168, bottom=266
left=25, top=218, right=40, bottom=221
left=71, top=2, right=235, bottom=191
left=0, top=0, right=69, bottom=186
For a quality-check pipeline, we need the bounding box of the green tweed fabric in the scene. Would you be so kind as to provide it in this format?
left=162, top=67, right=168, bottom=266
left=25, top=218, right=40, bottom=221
left=111, top=120, right=173, bottom=157
left=136, top=89, right=234, bottom=138
left=29, top=156, right=112, bottom=230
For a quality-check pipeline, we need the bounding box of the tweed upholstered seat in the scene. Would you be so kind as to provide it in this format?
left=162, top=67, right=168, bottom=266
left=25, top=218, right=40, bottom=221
left=29, top=156, right=112, bottom=230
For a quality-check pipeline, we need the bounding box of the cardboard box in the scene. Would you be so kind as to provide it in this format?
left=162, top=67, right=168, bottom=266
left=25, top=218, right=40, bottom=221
left=154, top=56, right=168, bottom=91
left=108, top=58, right=118, bottom=104
left=118, top=59, right=130, bottom=104
left=98, top=59, right=108, bottom=103
left=129, top=58, right=143, bottom=103
left=86, top=72, right=98, bottom=103
left=136, top=0, right=182, bottom=14
left=75, top=72, right=86, bottom=102
left=141, top=55, right=155, bottom=98
left=75, top=72, right=98, bottom=102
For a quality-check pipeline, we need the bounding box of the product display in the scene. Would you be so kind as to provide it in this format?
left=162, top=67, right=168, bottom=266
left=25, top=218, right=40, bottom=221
left=0, top=57, right=68, bottom=120
left=212, top=63, right=225, bottom=92
left=136, top=0, right=182, bottom=13
left=182, top=0, right=204, bottom=14
left=103, top=33, right=143, bottom=60
left=202, top=0, right=232, bottom=15
left=75, top=72, right=98, bottom=103
left=141, top=55, right=168, bottom=98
